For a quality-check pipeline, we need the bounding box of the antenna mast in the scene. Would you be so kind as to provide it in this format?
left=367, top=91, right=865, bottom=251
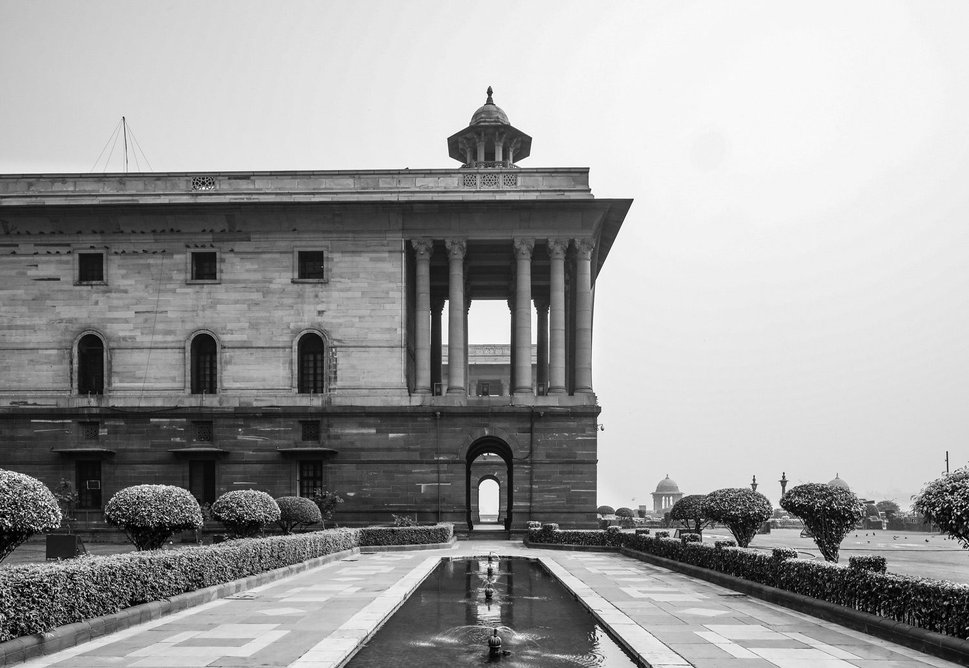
left=122, top=116, right=129, bottom=173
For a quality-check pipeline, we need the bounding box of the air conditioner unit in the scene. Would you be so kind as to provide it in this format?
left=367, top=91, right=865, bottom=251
left=86, top=480, right=101, bottom=490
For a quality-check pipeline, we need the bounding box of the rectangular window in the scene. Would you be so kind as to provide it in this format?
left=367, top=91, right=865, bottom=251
left=189, top=460, right=216, bottom=504
left=75, top=460, right=102, bottom=509
left=298, top=460, right=324, bottom=498
left=193, top=421, right=214, bottom=442
left=295, top=250, right=326, bottom=281
left=190, top=251, right=218, bottom=281
left=79, top=421, right=100, bottom=440
left=300, top=420, right=321, bottom=442
left=77, top=253, right=105, bottom=283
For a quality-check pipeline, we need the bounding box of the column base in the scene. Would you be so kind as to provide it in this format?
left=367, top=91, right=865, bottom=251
left=446, top=388, right=466, bottom=396
left=573, top=387, right=594, bottom=394
left=513, top=389, right=534, bottom=397
left=547, top=386, right=567, bottom=395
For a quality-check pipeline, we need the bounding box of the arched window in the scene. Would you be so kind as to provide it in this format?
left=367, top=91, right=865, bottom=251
left=191, top=334, right=218, bottom=395
left=297, top=333, right=326, bottom=394
left=77, top=334, right=105, bottom=395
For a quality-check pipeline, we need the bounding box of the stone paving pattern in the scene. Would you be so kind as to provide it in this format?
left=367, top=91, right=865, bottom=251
left=16, top=542, right=961, bottom=668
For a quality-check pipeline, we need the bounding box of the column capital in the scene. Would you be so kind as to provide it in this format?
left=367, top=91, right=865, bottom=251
left=574, top=238, right=595, bottom=260
left=534, top=298, right=549, bottom=312
left=547, top=238, right=569, bottom=259
left=431, top=296, right=446, bottom=313
left=445, top=239, right=467, bottom=259
left=513, top=237, right=535, bottom=259
left=410, top=238, right=434, bottom=259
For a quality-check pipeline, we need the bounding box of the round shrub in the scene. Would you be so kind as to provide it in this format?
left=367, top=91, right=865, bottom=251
left=596, top=505, right=615, bottom=516
left=780, top=482, right=864, bottom=562
left=669, top=494, right=710, bottom=534
left=0, top=469, right=61, bottom=562
left=913, top=467, right=969, bottom=549
left=211, top=490, right=281, bottom=538
left=702, top=488, right=773, bottom=548
left=104, top=485, right=203, bottom=550
left=615, top=507, right=634, bottom=518
left=275, top=496, right=322, bottom=534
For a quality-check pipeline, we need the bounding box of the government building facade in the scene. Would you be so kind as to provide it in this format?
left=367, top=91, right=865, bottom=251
left=0, top=90, right=631, bottom=532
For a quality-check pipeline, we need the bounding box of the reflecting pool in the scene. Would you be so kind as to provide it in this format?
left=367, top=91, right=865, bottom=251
left=345, top=556, right=641, bottom=666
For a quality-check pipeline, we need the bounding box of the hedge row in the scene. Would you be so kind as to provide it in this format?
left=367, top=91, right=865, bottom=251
left=621, top=533, right=969, bottom=640
left=0, top=523, right=453, bottom=643
left=526, top=527, right=969, bottom=640
left=357, top=523, right=454, bottom=546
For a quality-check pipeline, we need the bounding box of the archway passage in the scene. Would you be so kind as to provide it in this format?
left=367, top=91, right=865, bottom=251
left=476, top=475, right=501, bottom=524
left=466, top=437, right=513, bottom=532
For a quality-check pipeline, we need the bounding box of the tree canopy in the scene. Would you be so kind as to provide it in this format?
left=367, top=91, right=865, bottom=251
left=668, top=494, right=711, bottom=533
left=701, top=488, right=772, bottom=548
left=596, top=505, right=615, bottom=516
left=913, top=467, right=969, bottom=549
left=780, top=482, right=864, bottom=562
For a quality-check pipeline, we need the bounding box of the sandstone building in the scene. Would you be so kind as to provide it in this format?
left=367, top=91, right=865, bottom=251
left=0, top=90, right=631, bottom=531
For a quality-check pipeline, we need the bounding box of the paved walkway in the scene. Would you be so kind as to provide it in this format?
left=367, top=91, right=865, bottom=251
left=15, top=541, right=961, bottom=668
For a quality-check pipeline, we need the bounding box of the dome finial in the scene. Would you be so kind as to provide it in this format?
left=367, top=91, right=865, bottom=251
left=486, top=86, right=494, bottom=104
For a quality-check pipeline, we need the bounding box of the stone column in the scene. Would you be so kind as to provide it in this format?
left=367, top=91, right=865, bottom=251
left=507, top=298, right=516, bottom=394
left=535, top=298, right=549, bottom=395
left=445, top=239, right=467, bottom=395
left=411, top=239, right=433, bottom=394
left=547, top=239, right=568, bottom=395
left=513, top=238, right=534, bottom=395
left=574, top=238, right=595, bottom=394
left=431, top=297, right=444, bottom=393
left=464, top=298, right=471, bottom=395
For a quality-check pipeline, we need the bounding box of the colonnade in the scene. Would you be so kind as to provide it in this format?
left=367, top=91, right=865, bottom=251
left=411, top=237, right=595, bottom=397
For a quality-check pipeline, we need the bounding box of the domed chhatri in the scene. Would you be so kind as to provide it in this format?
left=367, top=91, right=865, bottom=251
left=470, top=86, right=510, bottom=126
left=652, top=474, right=684, bottom=512
left=655, top=474, right=680, bottom=494
left=447, top=86, right=532, bottom=168
left=828, top=474, right=850, bottom=491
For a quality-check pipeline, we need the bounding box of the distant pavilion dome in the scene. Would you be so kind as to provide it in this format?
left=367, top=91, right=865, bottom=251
left=828, top=474, right=850, bottom=491
left=470, top=87, right=510, bottom=126
left=655, top=475, right=680, bottom=494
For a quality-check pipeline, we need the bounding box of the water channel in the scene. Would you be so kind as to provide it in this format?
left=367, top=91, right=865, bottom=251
left=345, top=556, right=642, bottom=666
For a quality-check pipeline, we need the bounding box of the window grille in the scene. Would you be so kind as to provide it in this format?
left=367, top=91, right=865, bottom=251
left=191, top=335, right=217, bottom=394
left=481, top=173, right=499, bottom=189
left=463, top=173, right=478, bottom=189
left=298, top=334, right=326, bottom=394
left=191, top=252, right=217, bottom=281
left=80, top=421, right=100, bottom=440
left=300, top=420, right=321, bottom=442
left=77, top=253, right=104, bottom=283
left=297, top=251, right=325, bottom=280
left=77, top=335, right=104, bottom=395
left=502, top=173, right=518, bottom=188
left=298, top=460, right=324, bottom=498
left=193, top=421, right=214, bottom=442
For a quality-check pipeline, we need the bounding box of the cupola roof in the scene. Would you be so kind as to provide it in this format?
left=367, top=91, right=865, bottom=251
left=828, top=474, right=850, bottom=491
left=654, top=475, right=681, bottom=494
left=470, top=87, right=510, bottom=126
left=447, top=87, right=532, bottom=166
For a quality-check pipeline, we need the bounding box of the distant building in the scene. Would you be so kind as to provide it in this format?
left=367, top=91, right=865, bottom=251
left=828, top=474, right=850, bottom=491
left=652, top=475, right=684, bottom=513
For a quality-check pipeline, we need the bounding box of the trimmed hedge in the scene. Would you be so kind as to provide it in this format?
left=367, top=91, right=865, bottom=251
left=0, top=528, right=358, bottom=642
left=0, top=522, right=455, bottom=643
left=358, top=523, right=453, bottom=547
left=621, top=533, right=969, bottom=640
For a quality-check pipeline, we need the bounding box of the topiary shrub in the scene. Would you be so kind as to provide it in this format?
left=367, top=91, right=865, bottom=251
left=780, top=482, right=864, bottom=562
left=635, top=527, right=651, bottom=535
left=680, top=532, right=701, bottom=544
left=654, top=530, right=670, bottom=539
left=211, top=490, right=280, bottom=539
left=849, top=555, right=887, bottom=573
left=702, top=488, right=773, bottom=548
left=104, top=485, right=203, bottom=550
left=669, top=494, right=711, bottom=534
left=596, top=505, right=615, bottom=516
left=0, top=469, right=61, bottom=563
left=914, top=467, right=969, bottom=549
left=615, top=507, right=634, bottom=518
left=714, top=539, right=736, bottom=549
left=275, top=496, right=322, bottom=534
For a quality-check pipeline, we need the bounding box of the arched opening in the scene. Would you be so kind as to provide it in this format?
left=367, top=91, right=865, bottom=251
left=190, top=334, right=218, bottom=395
left=297, top=333, right=326, bottom=394
left=476, top=476, right=500, bottom=523
left=466, top=437, right=513, bottom=532
left=76, top=334, right=105, bottom=395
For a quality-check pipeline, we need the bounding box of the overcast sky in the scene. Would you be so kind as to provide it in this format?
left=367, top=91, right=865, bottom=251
left=3, top=1, right=967, bottom=510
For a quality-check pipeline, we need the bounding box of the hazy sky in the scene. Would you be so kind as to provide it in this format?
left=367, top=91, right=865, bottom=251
left=3, top=1, right=968, bottom=509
